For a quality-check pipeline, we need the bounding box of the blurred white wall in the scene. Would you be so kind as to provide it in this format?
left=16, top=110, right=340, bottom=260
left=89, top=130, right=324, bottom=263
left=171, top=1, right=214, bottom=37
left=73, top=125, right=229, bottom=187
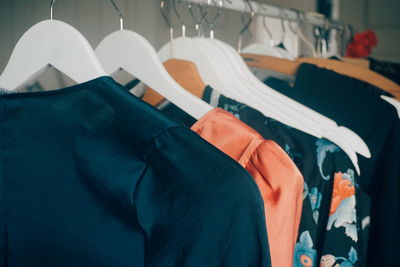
left=0, top=0, right=316, bottom=89
left=339, top=0, right=400, bottom=62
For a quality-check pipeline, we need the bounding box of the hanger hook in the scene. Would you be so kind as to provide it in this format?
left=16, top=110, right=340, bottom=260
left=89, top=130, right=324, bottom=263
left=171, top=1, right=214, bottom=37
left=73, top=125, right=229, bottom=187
left=110, top=0, right=124, bottom=30
left=297, top=9, right=305, bottom=26
left=259, top=4, right=274, bottom=47
left=324, top=16, right=332, bottom=32
left=160, top=0, right=172, bottom=29
left=300, top=9, right=311, bottom=28
left=50, top=0, right=55, bottom=20
left=291, top=9, right=318, bottom=57
left=172, top=0, right=186, bottom=37
left=278, top=6, right=288, bottom=46
left=188, top=1, right=208, bottom=36
left=209, top=0, right=224, bottom=27
left=239, top=0, right=254, bottom=36
left=160, top=0, right=174, bottom=57
left=287, top=8, right=299, bottom=35
left=238, top=0, right=254, bottom=52
left=203, top=0, right=224, bottom=39
left=315, top=15, right=330, bottom=57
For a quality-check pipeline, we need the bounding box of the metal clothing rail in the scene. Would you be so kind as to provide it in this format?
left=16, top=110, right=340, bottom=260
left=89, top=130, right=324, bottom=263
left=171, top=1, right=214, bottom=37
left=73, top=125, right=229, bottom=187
left=180, top=0, right=346, bottom=30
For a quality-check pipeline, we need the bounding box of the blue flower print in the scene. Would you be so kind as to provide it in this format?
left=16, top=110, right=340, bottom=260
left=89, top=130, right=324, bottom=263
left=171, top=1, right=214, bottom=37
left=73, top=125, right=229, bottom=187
left=341, top=169, right=355, bottom=185
left=294, top=231, right=317, bottom=267
left=222, top=102, right=247, bottom=119
left=309, top=187, right=322, bottom=224
left=284, top=143, right=302, bottom=162
left=316, top=139, right=340, bottom=180
left=303, top=182, right=309, bottom=201
left=309, top=188, right=322, bottom=210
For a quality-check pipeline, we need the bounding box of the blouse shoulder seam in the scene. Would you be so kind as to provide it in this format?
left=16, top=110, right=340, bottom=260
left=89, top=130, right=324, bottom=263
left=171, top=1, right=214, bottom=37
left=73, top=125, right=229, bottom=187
left=142, top=125, right=186, bottom=160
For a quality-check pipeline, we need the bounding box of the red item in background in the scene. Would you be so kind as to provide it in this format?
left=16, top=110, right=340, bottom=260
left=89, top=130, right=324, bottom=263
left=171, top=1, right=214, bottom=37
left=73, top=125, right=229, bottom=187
left=346, top=29, right=378, bottom=58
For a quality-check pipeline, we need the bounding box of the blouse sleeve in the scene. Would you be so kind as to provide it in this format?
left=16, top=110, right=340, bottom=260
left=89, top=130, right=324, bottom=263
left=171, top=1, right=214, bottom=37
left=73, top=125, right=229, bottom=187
left=246, top=140, right=304, bottom=267
left=134, top=127, right=271, bottom=267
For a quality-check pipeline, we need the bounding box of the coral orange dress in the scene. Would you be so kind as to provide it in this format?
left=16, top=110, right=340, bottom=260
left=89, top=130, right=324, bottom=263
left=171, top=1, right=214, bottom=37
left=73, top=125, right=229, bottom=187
left=192, top=108, right=304, bottom=267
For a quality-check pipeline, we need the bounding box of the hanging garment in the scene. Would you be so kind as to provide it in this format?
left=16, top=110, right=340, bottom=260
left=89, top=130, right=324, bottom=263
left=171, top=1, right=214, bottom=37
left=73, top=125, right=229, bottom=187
left=0, top=77, right=272, bottom=267
left=199, top=87, right=365, bottom=267
left=148, top=88, right=364, bottom=267
left=191, top=108, right=304, bottom=267
left=369, top=58, right=400, bottom=85
left=242, top=54, right=400, bottom=99
left=124, top=77, right=198, bottom=127
left=263, top=77, right=294, bottom=97
left=277, top=63, right=400, bottom=267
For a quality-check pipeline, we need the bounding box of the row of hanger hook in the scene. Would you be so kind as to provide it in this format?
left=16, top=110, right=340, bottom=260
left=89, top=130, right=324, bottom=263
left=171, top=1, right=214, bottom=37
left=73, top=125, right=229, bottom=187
left=158, top=0, right=315, bottom=43
left=49, top=0, right=350, bottom=55
left=49, top=0, right=340, bottom=37
left=159, top=0, right=253, bottom=41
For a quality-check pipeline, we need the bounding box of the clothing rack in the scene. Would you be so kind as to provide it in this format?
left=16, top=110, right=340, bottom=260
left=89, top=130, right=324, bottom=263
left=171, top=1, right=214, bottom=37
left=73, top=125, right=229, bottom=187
left=181, top=0, right=347, bottom=31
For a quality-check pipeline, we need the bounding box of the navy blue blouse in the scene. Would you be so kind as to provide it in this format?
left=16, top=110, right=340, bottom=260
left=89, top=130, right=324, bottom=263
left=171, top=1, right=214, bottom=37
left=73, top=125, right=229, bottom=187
left=0, top=77, right=271, bottom=266
left=286, top=64, right=400, bottom=267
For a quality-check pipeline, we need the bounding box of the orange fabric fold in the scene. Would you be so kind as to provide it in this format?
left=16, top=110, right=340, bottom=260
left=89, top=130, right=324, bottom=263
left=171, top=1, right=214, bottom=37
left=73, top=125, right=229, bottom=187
left=192, top=108, right=304, bottom=267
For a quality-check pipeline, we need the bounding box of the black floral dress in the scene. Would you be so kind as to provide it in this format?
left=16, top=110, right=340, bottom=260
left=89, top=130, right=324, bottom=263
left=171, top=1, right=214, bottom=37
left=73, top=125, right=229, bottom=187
left=202, top=87, right=366, bottom=267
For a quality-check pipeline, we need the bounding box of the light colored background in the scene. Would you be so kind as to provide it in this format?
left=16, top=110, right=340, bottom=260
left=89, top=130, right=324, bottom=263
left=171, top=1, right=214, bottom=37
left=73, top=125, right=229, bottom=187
left=339, top=0, right=400, bottom=62
left=0, top=0, right=314, bottom=89
left=0, top=0, right=315, bottom=71
left=0, top=0, right=398, bottom=90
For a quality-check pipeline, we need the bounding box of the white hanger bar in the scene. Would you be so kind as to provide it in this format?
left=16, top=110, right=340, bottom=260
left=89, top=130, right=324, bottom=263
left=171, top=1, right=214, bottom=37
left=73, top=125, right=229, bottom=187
left=181, top=0, right=346, bottom=30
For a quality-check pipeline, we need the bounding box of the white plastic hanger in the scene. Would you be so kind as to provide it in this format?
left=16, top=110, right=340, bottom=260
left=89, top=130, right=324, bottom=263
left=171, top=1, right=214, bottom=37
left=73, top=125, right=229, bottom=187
left=201, top=2, right=368, bottom=154
left=381, top=95, right=400, bottom=119
left=273, top=7, right=296, bottom=60
left=195, top=38, right=309, bottom=136
left=227, top=2, right=333, bottom=133
left=243, top=6, right=295, bottom=60
left=195, top=3, right=366, bottom=171
left=158, top=0, right=245, bottom=101
left=193, top=1, right=369, bottom=171
left=242, top=9, right=283, bottom=58
left=182, top=0, right=368, bottom=166
left=95, top=0, right=212, bottom=120
left=238, top=7, right=369, bottom=159
left=182, top=1, right=313, bottom=132
left=159, top=1, right=367, bottom=171
left=0, top=0, right=106, bottom=91
left=189, top=0, right=307, bottom=127
left=160, top=1, right=298, bottom=129
left=288, top=10, right=317, bottom=57
left=202, top=38, right=364, bottom=172
left=192, top=0, right=268, bottom=100
left=245, top=4, right=369, bottom=158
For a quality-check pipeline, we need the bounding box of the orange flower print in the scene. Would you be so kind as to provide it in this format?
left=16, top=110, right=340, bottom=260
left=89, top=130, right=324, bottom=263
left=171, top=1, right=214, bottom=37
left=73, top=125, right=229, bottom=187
left=300, top=254, right=314, bottom=267
left=330, top=172, right=355, bottom=216
left=327, top=169, right=358, bottom=241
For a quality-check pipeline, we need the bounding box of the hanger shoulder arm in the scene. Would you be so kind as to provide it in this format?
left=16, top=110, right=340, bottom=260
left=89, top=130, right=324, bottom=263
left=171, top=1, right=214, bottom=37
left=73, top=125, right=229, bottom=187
left=143, top=59, right=206, bottom=106
left=0, top=20, right=106, bottom=91
left=240, top=53, right=299, bottom=75
left=96, top=31, right=212, bottom=120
